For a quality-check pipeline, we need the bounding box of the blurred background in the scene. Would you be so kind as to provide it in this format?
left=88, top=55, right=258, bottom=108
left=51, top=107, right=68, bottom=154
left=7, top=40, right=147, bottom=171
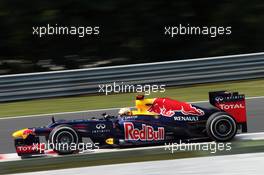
left=0, top=0, right=264, bottom=75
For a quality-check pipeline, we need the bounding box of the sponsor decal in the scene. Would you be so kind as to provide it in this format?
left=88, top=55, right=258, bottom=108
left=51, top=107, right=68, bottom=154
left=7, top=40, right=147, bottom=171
left=92, top=123, right=110, bottom=133
left=218, top=104, right=244, bottom=110
left=124, top=122, right=164, bottom=141
left=159, top=107, right=175, bottom=117
left=215, top=95, right=244, bottom=102
left=124, top=116, right=138, bottom=120
left=148, top=98, right=204, bottom=117
left=215, top=100, right=247, bottom=123
left=96, top=123, right=106, bottom=129
left=92, top=129, right=110, bottom=133
left=215, top=96, right=224, bottom=102
left=16, top=143, right=45, bottom=154
left=174, top=116, right=199, bottom=121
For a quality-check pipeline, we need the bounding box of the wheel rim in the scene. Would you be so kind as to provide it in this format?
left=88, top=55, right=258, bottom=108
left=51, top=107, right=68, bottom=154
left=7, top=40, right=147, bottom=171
left=214, top=119, right=232, bottom=137
left=56, top=131, right=74, bottom=152
left=209, top=115, right=237, bottom=141
left=59, top=135, right=71, bottom=144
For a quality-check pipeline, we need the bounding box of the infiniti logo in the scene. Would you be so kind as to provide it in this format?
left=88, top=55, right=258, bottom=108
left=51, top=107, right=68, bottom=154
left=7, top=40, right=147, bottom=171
left=215, top=96, right=224, bottom=102
left=96, top=123, right=106, bottom=129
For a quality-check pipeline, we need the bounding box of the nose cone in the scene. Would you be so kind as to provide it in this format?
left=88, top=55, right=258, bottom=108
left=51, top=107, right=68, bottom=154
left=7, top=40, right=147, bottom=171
left=12, top=128, right=28, bottom=139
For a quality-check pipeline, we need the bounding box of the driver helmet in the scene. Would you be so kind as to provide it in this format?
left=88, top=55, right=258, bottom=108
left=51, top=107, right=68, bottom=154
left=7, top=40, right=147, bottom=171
left=118, top=107, right=132, bottom=115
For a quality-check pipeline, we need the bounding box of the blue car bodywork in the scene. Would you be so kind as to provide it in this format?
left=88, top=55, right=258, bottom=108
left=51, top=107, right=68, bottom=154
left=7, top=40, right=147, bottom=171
left=12, top=91, right=247, bottom=156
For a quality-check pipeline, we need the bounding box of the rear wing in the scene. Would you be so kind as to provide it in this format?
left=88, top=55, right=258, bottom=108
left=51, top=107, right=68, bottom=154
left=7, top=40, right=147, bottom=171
left=209, top=91, right=247, bottom=132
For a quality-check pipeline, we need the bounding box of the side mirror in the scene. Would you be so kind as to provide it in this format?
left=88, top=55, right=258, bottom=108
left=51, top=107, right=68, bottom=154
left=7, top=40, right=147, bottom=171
left=51, top=116, right=55, bottom=123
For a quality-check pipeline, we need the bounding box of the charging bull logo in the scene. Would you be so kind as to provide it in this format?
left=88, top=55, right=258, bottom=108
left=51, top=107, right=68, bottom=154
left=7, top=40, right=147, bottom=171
left=124, top=122, right=164, bottom=141
left=148, top=98, right=204, bottom=117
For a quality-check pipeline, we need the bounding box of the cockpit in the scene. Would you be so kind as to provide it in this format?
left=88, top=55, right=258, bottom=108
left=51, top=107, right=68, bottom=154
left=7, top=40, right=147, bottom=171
left=119, top=95, right=157, bottom=116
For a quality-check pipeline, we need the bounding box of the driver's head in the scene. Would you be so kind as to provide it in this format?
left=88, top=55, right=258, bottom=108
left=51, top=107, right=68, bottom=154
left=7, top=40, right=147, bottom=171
left=118, top=107, right=131, bottom=116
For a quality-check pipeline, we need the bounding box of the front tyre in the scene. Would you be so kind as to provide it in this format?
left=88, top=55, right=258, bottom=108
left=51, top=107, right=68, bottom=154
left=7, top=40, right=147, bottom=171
left=49, top=125, right=79, bottom=155
left=206, top=112, right=237, bottom=142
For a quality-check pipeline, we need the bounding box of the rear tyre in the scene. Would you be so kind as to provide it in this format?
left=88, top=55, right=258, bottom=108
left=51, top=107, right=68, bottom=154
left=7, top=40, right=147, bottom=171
left=206, top=112, right=237, bottom=141
left=49, top=125, right=79, bottom=155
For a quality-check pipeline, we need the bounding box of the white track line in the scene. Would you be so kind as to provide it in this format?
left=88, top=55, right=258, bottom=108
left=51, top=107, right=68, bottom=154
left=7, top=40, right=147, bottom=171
left=0, top=96, right=263, bottom=120
left=235, top=132, right=264, bottom=141
left=18, top=152, right=264, bottom=175
left=1, top=132, right=264, bottom=162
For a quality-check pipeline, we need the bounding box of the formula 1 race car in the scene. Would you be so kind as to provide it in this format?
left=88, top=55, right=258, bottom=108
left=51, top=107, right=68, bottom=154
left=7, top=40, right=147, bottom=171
left=12, top=91, right=247, bottom=156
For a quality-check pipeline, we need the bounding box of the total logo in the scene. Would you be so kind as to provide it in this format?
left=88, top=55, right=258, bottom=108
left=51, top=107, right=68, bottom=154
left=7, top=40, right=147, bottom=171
left=219, top=104, right=244, bottom=110
left=124, top=122, right=164, bottom=141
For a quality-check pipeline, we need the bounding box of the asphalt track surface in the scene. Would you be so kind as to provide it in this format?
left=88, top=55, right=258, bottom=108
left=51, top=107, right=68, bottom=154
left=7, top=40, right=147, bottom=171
left=0, top=98, right=263, bottom=154
left=15, top=152, right=264, bottom=175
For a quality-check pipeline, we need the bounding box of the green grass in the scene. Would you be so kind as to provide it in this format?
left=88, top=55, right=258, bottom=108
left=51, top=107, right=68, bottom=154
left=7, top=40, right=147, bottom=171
left=0, top=78, right=263, bottom=118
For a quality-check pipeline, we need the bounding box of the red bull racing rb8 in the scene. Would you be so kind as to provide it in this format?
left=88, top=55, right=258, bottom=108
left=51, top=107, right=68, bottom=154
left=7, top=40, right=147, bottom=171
left=12, top=91, right=247, bottom=157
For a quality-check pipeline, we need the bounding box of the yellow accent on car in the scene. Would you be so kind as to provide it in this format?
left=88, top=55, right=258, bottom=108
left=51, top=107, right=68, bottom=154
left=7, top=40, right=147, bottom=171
left=12, top=128, right=29, bottom=139
left=131, top=97, right=157, bottom=115
left=105, top=138, right=114, bottom=145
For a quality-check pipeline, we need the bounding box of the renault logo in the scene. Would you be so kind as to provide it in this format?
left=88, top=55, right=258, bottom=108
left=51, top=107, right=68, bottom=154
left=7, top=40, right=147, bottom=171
left=96, top=123, right=106, bottom=129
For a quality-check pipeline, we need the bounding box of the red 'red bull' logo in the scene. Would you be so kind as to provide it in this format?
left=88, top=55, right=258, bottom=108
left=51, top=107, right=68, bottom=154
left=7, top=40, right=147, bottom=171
left=148, top=98, right=204, bottom=117
left=124, top=122, right=164, bottom=141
